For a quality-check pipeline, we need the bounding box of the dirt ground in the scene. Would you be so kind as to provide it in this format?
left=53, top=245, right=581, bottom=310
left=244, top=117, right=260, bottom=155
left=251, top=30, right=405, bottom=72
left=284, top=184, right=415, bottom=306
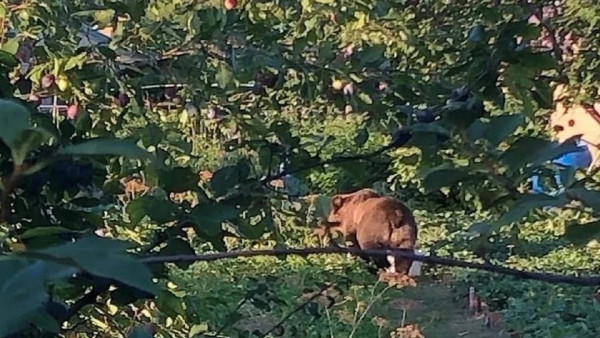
left=382, top=280, right=506, bottom=338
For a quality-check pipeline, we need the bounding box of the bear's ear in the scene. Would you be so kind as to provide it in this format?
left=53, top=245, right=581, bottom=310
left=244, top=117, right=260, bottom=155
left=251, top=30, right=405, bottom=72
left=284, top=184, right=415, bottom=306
left=331, top=195, right=346, bottom=213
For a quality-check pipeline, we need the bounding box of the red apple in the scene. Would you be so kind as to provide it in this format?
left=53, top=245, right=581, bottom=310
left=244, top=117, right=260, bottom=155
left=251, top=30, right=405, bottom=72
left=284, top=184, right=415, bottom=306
left=224, top=0, right=238, bottom=10
left=66, top=104, right=80, bottom=120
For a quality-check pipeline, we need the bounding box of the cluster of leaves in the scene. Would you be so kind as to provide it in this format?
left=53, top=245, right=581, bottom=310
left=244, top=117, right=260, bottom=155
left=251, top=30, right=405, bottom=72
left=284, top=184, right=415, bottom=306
left=2, top=0, right=600, bottom=336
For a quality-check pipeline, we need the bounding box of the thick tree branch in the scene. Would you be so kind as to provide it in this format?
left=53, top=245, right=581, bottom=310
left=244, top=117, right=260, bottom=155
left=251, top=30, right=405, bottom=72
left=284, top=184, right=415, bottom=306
left=141, top=247, right=600, bottom=287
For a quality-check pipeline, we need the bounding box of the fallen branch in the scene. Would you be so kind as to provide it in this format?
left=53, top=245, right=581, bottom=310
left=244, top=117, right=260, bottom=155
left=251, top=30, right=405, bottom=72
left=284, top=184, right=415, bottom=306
left=141, top=247, right=600, bottom=287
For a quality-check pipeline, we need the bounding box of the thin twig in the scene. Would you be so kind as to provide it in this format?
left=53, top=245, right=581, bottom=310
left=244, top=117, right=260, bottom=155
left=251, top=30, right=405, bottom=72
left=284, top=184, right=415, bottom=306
left=257, top=283, right=331, bottom=338
left=209, top=298, right=249, bottom=337
left=349, top=284, right=392, bottom=338
left=259, top=143, right=395, bottom=185
left=141, top=247, right=600, bottom=287
left=60, top=284, right=110, bottom=325
left=539, top=16, right=564, bottom=70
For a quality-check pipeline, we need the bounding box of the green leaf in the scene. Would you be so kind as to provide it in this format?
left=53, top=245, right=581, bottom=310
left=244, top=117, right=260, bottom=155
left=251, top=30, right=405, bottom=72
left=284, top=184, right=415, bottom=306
left=0, top=261, right=48, bottom=337
left=126, top=196, right=179, bottom=225
left=31, top=310, right=61, bottom=333
left=0, top=99, right=32, bottom=150
left=0, top=259, right=73, bottom=336
left=360, top=44, right=385, bottom=65
left=501, top=137, right=549, bottom=169
left=158, top=238, right=195, bottom=269
left=70, top=197, right=104, bottom=208
left=216, top=62, right=234, bottom=89
left=519, top=51, right=557, bottom=70
left=0, top=50, right=19, bottom=68
left=566, top=188, right=600, bottom=212
left=72, top=9, right=116, bottom=26
left=159, top=167, right=199, bottom=193
left=357, top=92, right=373, bottom=104
left=128, top=326, right=154, bottom=338
left=421, top=165, right=472, bottom=193
left=441, top=101, right=482, bottom=128
left=19, top=227, right=78, bottom=240
left=467, top=114, right=525, bottom=147
left=37, top=236, right=158, bottom=295
left=495, top=193, right=569, bottom=226
left=564, top=221, right=600, bottom=246
left=56, top=138, right=156, bottom=163
left=209, top=162, right=250, bottom=197
left=531, top=79, right=553, bottom=109
left=189, top=323, right=209, bottom=337
left=156, top=289, right=186, bottom=317
left=191, top=202, right=240, bottom=237
left=354, top=128, right=369, bottom=146
left=501, top=137, right=580, bottom=171
left=1, top=37, right=19, bottom=54
left=64, top=53, right=88, bottom=71
left=410, top=123, right=451, bottom=138
left=11, top=127, right=53, bottom=166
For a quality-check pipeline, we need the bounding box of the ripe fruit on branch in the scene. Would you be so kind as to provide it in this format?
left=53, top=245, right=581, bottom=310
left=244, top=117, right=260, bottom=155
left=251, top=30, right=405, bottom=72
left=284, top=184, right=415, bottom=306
left=449, top=86, right=471, bottom=102
left=252, top=81, right=266, bottom=95
left=224, top=0, right=238, bottom=10
left=467, top=98, right=485, bottom=115
left=207, top=106, right=219, bottom=119
left=391, top=128, right=412, bottom=148
left=415, top=109, right=435, bottom=123
left=164, top=86, right=179, bottom=99
left=345, top=104, right=353, bottom=114
left=332, top=79, right=344, bottom=91
left=56, top=75, right=70, bottom=92
left=114, top=93, right=130, bottom=107
left=255, top=71, right=277, bottom=88
left=343, top=82, right=355, bottom=96
left=66, top=104, right=80, bottom=120
left=41, top=74, right=55, bottom=89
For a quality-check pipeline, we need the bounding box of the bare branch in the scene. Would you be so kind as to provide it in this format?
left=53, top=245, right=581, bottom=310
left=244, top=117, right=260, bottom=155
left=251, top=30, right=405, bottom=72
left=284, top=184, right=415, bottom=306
left=141, top=247, right=600, bottom=287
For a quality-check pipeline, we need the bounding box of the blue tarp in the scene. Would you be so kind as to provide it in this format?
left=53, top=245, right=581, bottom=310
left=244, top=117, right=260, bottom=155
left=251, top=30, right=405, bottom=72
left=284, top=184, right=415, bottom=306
left=531, top=140, right=592, bottom=194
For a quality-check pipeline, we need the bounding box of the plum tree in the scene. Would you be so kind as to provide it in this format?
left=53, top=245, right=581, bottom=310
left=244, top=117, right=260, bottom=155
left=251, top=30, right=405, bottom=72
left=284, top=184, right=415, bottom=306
left=0, top=0, right=599, bottom=337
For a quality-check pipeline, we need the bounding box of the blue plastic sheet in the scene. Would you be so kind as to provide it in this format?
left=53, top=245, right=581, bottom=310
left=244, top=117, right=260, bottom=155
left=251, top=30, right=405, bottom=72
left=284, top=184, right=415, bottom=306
left=531, top=140, right=592, bottom=194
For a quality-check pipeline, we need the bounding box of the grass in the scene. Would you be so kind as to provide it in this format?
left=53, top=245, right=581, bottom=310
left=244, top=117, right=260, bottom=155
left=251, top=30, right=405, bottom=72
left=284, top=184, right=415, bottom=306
left=169, top=252, right=506, bottom=338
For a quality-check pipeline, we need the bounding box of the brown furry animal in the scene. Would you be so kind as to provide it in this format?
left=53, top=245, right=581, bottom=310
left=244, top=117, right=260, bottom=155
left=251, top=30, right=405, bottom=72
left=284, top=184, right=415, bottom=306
left=320, top=188, right=418, bottom=275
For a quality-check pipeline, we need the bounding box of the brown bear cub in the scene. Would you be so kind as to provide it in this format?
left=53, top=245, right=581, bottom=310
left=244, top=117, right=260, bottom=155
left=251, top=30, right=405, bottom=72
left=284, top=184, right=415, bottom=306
left=317, top=188, right=418, bottom=276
